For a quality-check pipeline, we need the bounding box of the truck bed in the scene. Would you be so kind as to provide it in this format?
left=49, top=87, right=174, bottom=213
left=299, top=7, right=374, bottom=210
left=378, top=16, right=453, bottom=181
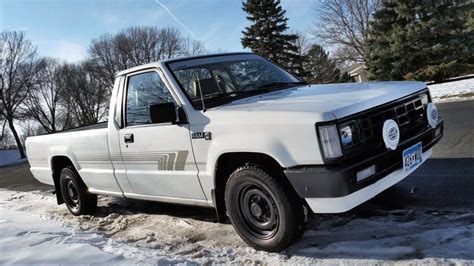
left=35, top=122, right=108, bottom=136
left=25, top=124, right=122, bottom=193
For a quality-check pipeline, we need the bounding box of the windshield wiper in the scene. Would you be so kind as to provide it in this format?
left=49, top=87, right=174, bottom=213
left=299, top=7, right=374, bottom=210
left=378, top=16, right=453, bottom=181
left=257, top=81, right=307, bottom=90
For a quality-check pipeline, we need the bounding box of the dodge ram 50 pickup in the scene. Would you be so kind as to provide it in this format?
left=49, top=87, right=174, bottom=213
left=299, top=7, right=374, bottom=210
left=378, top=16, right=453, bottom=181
left=26, top=53, right=444, bottom=251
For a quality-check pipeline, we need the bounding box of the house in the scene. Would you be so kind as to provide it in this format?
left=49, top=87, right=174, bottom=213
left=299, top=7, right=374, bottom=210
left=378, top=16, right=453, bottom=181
left=343, top=63, right=369, bottom=82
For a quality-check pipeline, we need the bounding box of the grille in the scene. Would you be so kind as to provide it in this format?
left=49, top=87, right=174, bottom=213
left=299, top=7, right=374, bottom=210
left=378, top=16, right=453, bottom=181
left=360, top=95, right=427, bottom=143
left=343, top=93, right=429, bottom=159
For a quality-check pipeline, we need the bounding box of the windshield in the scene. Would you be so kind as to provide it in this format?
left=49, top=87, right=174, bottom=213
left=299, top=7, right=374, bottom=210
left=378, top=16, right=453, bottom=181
left=167, top=54, right=304, bottom=109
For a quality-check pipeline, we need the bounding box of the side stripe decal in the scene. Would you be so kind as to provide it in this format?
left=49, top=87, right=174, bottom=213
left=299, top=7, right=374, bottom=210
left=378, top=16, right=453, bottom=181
left=75, top=150, right=191, bottom=171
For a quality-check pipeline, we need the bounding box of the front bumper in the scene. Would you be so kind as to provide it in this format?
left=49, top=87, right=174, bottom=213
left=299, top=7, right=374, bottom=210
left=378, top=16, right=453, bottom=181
left=285, top=119, right=443, bottom=213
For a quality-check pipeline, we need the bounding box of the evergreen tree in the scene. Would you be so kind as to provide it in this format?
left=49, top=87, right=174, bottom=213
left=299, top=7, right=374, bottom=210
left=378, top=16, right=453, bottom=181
left=367, top=0, right=474, bottom=82
left=304, top=44, right=339, bottom=84
left=241, top=0, right=304, bottom=75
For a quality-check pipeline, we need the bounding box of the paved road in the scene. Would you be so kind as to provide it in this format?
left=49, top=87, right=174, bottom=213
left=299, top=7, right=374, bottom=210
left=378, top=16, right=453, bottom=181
left=0, top=162, right=52, bottom=192
left=1, top=100, right=473, bottom=212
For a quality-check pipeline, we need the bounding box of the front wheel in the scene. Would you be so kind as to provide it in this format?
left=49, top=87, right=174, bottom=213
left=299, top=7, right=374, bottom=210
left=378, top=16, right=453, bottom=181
left=59, top=166, right=97, bottom=216
left=225, top=166, right=305, bottom=252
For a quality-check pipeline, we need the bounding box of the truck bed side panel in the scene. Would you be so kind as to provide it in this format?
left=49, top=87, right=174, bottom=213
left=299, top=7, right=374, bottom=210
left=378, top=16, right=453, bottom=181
left=26, top=128, right=122, bottom=194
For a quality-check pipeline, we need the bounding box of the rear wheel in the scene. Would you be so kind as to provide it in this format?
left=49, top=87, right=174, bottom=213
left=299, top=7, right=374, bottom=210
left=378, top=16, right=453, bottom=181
left=225, top=166, right=305, bottom=252
left=59, top=166, right=97, bottom=215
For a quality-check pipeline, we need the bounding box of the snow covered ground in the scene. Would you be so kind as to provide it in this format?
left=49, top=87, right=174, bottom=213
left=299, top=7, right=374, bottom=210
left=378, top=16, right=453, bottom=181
left=0, top=150, right=27, bottom=167
left=428, top=78, right=474, bottom=103
left=1, top=189, right=473, bottom=264
left=0, top=207, right=132, bottom=264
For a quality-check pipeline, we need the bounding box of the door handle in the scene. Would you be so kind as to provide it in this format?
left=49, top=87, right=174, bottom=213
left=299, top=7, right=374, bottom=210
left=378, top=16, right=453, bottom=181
left=124, top=133, right=134, bottom=143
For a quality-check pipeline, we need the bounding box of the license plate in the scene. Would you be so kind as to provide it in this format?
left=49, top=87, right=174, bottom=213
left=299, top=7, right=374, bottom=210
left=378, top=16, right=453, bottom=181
left=403, top=142, right=422, bottom=171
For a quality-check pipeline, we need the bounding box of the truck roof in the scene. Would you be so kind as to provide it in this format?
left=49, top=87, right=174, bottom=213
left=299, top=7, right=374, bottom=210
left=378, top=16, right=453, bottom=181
left=115, top=52, right=254, bottom=76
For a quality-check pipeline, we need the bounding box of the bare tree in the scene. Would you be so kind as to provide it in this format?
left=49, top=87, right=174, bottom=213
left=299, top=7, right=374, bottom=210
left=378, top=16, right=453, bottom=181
left=24, top=58, right=73, bottom=133
left=20, top=120, right=44, bottom=148
left=0, top=114, right=7, bottom=147
left=293, top=32, right=311, bottom=58
left=0, top=127, right=14, bottom=149
left=0, top=31, right=44, bottom=158
left=181, top=36, right=207, bottom=57
left=311, top=0, right=380, bottom=64
left=88, top=26, right=206, bottom=92
left=60, top=62, right=108, bottom=126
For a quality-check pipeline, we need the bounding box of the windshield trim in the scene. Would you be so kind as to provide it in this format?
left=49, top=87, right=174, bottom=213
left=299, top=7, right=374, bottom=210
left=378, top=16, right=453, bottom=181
left=164, top=53, right=305, bottom=110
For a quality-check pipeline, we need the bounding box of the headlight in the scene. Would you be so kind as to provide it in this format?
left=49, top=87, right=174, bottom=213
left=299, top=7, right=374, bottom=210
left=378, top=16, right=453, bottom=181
left=339, top=121, right=360, bottom=148
left=317, top=124, right=342, bottom=159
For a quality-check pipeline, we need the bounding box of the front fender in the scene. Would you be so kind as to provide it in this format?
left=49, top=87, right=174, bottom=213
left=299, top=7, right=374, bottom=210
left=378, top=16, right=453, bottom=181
left=207, top=133, right=296, bottom=174
left=194, top=131, right=311, bottom=201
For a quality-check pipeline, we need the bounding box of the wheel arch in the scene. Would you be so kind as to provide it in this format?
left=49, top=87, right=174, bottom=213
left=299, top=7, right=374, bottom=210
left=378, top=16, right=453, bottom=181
left=212, top=152, right=293, bottom=223
left=50, top=156, right=79, bottom=205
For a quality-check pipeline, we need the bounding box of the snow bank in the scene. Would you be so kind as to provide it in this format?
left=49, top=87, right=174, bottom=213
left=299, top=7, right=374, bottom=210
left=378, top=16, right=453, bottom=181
left=0, top=150, right=27, bottom=167
left=428, top=78, right=474, bottom=103
left=1, top=189, right=473, bottom=264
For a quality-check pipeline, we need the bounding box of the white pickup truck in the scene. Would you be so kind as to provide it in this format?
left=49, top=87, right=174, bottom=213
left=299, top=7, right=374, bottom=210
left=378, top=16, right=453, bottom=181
left=26, top=53, right=444, bottom=251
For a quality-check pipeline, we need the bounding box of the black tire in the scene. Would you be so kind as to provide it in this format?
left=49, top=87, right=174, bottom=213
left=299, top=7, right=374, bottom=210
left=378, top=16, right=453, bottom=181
left=225, top=166, right=305, bottom=252
left=59, top=166, right=97, bottom=216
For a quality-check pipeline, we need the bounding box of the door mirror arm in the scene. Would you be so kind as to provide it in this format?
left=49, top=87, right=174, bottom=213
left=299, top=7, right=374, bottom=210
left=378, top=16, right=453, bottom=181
left=175, top=106, right=189, bottom=125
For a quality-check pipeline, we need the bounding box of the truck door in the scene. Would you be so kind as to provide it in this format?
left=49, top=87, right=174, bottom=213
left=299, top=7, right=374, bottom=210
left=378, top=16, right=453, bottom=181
left=118, top=69, right=206, bottom=200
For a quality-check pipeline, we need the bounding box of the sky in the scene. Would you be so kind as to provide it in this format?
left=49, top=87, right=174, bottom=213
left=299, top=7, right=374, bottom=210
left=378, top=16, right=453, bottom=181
left=0, top=0, right=315, bottom=62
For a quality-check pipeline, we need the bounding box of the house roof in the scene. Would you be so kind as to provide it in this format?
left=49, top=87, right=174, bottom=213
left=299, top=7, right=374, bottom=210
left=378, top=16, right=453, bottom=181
left=343, top=63, right=367, bottom=76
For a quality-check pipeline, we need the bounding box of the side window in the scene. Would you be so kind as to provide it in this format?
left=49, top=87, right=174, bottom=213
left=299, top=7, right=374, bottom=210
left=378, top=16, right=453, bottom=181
left=126, top=71, right=177, bottom=126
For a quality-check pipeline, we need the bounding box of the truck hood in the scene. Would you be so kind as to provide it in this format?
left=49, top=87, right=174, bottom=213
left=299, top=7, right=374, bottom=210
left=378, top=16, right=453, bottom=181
left=214, top=81, right=427, bottom=119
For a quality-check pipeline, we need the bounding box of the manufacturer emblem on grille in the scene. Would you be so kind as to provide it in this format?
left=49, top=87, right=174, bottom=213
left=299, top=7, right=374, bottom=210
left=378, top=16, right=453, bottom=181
left=382, top=119, right=400, bottom=150
left=426, top=103, right=438, bottom=129
left=388, top=127, right=398, bottom=141
left=431, top=109, right=438, bottom=121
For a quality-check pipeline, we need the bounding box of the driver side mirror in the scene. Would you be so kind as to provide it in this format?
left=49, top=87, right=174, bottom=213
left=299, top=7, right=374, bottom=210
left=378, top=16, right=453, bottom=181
left=149, top=102, right=187, bottom=124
